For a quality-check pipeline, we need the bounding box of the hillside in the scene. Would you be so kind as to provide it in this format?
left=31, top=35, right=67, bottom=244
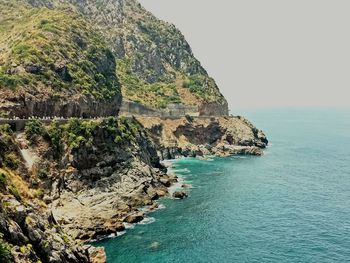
left=19, top=0, right=228, bottom=115
left=0, top=0, right=121, bottom=118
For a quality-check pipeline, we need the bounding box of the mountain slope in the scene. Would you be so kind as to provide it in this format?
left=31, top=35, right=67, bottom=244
left=23, top=0, right=229, bottom=114
left=0, top=0, right=121, bottom=118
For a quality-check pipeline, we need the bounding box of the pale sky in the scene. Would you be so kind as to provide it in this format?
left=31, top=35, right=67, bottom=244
left=139, top=0, right=349, bottom=111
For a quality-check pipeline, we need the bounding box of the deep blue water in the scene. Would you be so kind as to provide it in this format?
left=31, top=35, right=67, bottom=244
left=95, top=108, right=350, bottom=262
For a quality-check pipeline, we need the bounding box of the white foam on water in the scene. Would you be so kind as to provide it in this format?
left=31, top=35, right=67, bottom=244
left=156, top=203, right=166, bottom=210
left=117, top=231, right=126, bottom=237
left=173, top=168, right=190, bottom=173
left=161, top=159, right=176, bottom=167
left=233, top=156, right=247, bottom=159
left=138, top=217, right=156, bottom=225
left=168, top=177, right=185, bottom=194
left=124, top=223, right=135, bottom=229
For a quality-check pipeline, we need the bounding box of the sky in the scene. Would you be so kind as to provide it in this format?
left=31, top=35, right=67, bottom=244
left=138, top=0, right=350, bottom=111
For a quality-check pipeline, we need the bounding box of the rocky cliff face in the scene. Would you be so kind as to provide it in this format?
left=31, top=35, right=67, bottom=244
left=137, top=116, right=268, bottom=159
left=19, top=0, right=229, bottom=115
left=0, top=125, right=91, bottom=262
left=0, top=0, right=121, bottom=118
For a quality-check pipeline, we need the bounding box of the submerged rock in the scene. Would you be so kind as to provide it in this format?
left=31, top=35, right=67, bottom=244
left=150, top=241, right=160, bottom=250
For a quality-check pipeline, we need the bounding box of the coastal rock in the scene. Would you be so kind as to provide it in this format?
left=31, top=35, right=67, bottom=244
left=124, top=213, right=145, bottom=224
left=173, top=191, right=188, bottom=199
left=156, top=189, right=168, bottom=197
left=137, top=116, right=268, bottom=159
left=159, top=178, right=172, bottom=187
left=88, top=246, right=107, bottom=263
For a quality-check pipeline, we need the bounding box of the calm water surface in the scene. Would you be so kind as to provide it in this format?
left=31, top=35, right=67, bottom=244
left=95, top=108, right=350, bottom=263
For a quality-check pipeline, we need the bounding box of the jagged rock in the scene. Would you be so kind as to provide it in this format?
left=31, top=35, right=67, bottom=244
left=124, top=213, right=144, bottom=224
left=88, top=246, right=106, bottom=263
left=156, top=189, right=168, bottom=197
left=24, top=63, right=42, bottom=74
left=159, top=178, right=171, bottom=187
left=173, top=191, right=188, bottom=199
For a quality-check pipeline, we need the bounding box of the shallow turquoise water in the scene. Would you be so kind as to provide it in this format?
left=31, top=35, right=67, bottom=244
left=95, top=108, right=350, bottom=263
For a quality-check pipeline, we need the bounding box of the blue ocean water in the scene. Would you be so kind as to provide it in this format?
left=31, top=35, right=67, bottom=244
left=95, top=108, right=350, bottom=263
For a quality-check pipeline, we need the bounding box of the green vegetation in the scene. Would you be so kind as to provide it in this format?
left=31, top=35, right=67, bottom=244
left=0, top=1, right=120, bottom=100
left=0, top=234, right=12, bottom=263
left=3, top=153, right=18, bottom=169
left=9, top=185, right=21, bottom=201
left=0, top=171, right=7, bottom=189
left=118, top=59, right=181, bottom=108
left=183, top=74, right=222, bottom=101
left=63, top=118, right=99, bottom=149
left=22, top=118, right=144, bottom=159
left=45, top=121, right=64, bottom=156
left=185, top=114, right=194, bottom=123
left=0, top=124, right=11, bottom=134
left=25, top=119, right=45, bottom=142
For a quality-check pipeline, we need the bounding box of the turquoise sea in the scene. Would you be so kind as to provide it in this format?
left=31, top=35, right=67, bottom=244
left=95, top=108, right=350, bottom=263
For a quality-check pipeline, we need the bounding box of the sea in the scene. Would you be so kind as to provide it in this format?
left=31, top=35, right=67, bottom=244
left=94, top=108, right=350, bottom=263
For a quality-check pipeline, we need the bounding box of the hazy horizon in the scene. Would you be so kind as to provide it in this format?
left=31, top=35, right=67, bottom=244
left=139, top=0, right=349, bottom=113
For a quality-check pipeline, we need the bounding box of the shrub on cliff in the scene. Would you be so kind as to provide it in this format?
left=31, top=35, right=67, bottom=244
left=0, top=234, right=12, bottom=263
left=25, top=119, right=45, bottom=143
left=3, top=153, right=18, bottom=169
left=0, top=171, right=8, bottom=189
left=0, top=1, right=120, bottom=100
left=45, top=121, right=64, bottom=157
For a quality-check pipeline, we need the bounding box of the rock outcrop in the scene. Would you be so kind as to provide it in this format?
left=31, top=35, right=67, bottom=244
left=0, top=125, right=90, bottom=262
left=137, top=116, right=268, bottom=159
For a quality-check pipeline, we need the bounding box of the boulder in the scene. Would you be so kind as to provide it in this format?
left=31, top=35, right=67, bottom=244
left=172, top=191, right=188, bottom=199
left=159, top=178, right=171, bottom=187
left=124, top=212, right=144, bottom=224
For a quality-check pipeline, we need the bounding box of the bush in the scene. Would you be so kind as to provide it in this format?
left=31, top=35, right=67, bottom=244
left=185, top=114, right=194, bottom=123
left=0, top=124, right=11, bottom=134
left=3, top=153, right=18, bottom=169
left=0, top=171, right=7, bottom=189
left=9, top=185, right=21, bottom=201
left=45, top=121, right=63, bottom=157
left=0, top=235, right=12, bottom=263
left=25, top=119, right=45, bottom=143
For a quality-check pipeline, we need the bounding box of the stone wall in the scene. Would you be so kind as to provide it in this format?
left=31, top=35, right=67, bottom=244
left=199, top=101, right=229, bottom=116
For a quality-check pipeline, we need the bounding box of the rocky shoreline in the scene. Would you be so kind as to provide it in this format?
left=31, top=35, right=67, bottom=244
left=0, top=116, right=267, bottom=262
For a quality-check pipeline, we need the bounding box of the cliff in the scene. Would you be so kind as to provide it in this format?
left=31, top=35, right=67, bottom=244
left=0, top=116, right=267, bottom=262
left=0, top=0, right=121, bottom=118
left=0, top=124, right=90, bottom=262
left=13, top=0, right=228, bottom=116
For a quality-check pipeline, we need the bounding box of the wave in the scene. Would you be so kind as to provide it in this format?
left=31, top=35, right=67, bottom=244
left=124, top=223, right=136, bottom=229
left=173, top=168, right=190, bottom=173
left=138, top=217, right=156, bottom=225
left=156, top=203, right=166, bottom=210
